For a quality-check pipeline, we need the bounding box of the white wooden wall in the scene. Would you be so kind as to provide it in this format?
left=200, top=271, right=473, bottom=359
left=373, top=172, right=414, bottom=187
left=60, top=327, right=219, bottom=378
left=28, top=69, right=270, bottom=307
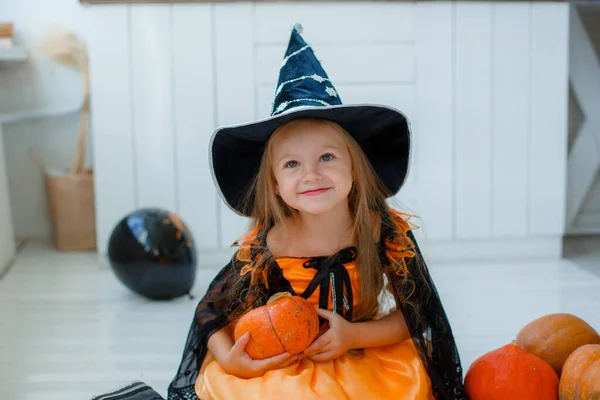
left=567, top=5, right=600, bottom=235
left=572, top=174, right=600, bottom=233
left=85, top=2, right=570, bottom=263
left=0, top=124, right=16, bottom=274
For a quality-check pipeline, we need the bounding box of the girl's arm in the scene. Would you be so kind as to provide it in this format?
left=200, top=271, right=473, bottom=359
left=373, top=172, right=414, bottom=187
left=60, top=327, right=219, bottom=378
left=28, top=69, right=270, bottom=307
left=349, top=309, right=410, bottom=349
left=207, top=326, right=235, bottom=364
left=207, top=325, right=298, bottom=378
left=303, top=308, right=410, bottom=362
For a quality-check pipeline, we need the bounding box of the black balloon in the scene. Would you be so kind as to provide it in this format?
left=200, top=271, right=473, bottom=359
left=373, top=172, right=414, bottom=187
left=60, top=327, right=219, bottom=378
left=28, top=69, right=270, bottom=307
left=108, top=208, right=197, bottom=300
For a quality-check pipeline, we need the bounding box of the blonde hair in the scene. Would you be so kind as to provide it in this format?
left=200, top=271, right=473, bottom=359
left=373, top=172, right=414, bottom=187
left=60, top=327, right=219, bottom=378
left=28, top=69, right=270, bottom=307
left=240, top=117, right=396, bottom=322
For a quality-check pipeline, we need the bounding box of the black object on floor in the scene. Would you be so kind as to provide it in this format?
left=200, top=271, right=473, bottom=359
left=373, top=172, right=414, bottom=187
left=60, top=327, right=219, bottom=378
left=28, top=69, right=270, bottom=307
left=90, top=381, right=165, bottom=400
left=108, top=208, right=197, bottom=300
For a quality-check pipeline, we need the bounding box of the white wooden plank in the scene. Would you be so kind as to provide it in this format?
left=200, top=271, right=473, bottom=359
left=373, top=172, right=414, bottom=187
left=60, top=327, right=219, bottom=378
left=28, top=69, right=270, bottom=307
left=492, top=4, right=529, bottom=237
left=567, top=223, right=600, bottom=236
left=254, top=3, right=414, bottom=44
left=567, top=6, right=600, bottom=229
left=575, top=208, right=600, bottom=229
left=455, top=3, right=492, bottom=239
left=255, top=44, right=415, bottom=85
left=171, top=4, right=218, bottom=250
left=583, top=173, right=600, bottom=213
left=529, top=3, right=569, bottom=236
left=0, top=126, right=16, bottom=273
left=570, top=8, right=600, bottom=118
left=394, top=149, right=419, bottom=214
left=414, top=2, right=454, bottom=241
left=214, top=3, right=254, bottom=248
left=86, top=5, right=136, bottom=254
left=256, top=83, right=416, bottom=121
left=567, top=123, right=600, bottom=229
left=0, top=46, right=27, bottom=62
left=570, top=167, right=600, bottom=228
left=130, top=4, right=176, bottom=211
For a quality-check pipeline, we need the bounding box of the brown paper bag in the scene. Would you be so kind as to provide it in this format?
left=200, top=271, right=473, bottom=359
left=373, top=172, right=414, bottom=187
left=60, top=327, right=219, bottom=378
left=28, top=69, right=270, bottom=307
left=44, top=168, right=96, bottom=251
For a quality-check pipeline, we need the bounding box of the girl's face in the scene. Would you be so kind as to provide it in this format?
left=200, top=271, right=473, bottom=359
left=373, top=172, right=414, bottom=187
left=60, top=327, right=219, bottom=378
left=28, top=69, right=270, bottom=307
left=270, top=120, right=353, bottom=216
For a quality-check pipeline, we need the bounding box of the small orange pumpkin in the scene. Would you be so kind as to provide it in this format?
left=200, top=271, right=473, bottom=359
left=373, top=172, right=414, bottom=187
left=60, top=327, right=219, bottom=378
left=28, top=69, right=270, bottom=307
left=516, top=313, right=600, bottom=376
left=233, top=292, right=319, bottom=360
left=464, top=343, right=559, bottom=400
left=559, top=344, right=600, bottom=400
left=576, top=360, right=600, bottom=399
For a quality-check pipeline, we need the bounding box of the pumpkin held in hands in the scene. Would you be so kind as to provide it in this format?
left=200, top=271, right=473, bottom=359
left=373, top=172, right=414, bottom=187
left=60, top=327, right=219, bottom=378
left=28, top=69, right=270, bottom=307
left=559, top=344, right=600, bottom=400
left=515, top=313, right=600, bottom=376
left=464, top=343, right=559, bottom=400
left=233, top=292, right=319, bottom=360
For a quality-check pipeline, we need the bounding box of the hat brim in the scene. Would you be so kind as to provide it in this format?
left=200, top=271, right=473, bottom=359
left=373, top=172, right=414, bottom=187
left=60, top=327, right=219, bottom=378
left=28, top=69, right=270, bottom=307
left=209, top=104, right=412, bottom=217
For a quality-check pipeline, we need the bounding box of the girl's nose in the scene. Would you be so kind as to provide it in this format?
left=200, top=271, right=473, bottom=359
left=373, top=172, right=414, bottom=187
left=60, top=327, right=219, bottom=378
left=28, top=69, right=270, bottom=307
left=302, top=164, right=322, bottom=182
left=302, top=172, right=322, bottom=183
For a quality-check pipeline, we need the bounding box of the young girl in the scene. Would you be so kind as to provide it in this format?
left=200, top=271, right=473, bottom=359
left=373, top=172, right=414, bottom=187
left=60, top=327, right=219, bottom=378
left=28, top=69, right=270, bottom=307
left=167, top=25, right=466, bottom=400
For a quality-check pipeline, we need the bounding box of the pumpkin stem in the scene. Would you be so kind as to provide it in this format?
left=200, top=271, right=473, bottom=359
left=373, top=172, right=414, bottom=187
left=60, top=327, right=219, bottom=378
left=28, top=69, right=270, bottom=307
left=268, top=292, right=292, bottom=304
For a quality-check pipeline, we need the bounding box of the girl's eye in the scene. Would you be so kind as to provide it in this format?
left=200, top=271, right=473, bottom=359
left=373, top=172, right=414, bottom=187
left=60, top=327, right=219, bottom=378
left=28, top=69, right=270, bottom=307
left=284, top=160, right=299, bottom=169
left=320, top=153, right=334, bottom=162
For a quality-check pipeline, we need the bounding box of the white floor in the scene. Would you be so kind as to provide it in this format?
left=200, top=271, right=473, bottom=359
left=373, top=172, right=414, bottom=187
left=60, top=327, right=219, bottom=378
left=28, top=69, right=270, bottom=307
left=1, top=237, right=599, bottom=400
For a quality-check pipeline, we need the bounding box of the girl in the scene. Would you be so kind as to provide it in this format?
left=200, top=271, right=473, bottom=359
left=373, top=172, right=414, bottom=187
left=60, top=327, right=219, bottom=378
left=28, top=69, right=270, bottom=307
left=167, top=25, right=466, bottom=400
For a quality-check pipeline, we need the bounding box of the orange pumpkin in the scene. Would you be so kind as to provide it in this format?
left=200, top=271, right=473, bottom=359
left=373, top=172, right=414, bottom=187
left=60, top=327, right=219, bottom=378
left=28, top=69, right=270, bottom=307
left=464, top=343, right=559, bottom=400
left=559, top=344, right=600, bottom=400
left=515, top=313, right=600, bottom=376
left=576, top=360, right=600, bottom=399
left=233, top=292, right=319, bottom=360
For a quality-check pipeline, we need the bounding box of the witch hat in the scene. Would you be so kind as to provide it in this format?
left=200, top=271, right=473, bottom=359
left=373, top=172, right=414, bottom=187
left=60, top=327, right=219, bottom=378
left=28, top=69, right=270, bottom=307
left=210, top=24, right=412, bottom=216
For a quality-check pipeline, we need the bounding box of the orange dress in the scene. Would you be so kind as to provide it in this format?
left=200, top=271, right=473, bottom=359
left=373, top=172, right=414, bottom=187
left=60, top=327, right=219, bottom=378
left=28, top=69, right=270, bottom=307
left=195, top=256, right=434, bottom=400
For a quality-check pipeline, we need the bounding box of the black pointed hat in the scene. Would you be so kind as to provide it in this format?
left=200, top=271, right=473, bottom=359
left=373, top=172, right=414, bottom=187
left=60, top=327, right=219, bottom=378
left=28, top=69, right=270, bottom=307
left=210, top=24, right=412, bottom=216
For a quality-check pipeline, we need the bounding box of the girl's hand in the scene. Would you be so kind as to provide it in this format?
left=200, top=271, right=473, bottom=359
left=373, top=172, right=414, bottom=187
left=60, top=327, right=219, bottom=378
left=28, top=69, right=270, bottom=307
left=302, top=308, right=355, bottom=362
left=221, top=333, right=298, bottom=379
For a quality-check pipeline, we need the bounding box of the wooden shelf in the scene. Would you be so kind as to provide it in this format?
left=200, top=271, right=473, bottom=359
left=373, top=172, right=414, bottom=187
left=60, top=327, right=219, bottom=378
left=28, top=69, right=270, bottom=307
left=0, top=106, right=80, bottom=125
left=80, top=0, right=569, bottom=3
left=0, top=46, right=27, bottom=62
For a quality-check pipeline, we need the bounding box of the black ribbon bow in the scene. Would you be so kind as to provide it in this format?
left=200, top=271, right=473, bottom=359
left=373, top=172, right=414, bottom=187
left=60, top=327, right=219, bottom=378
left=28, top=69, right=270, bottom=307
left=300, top=246, right=357, bottom=321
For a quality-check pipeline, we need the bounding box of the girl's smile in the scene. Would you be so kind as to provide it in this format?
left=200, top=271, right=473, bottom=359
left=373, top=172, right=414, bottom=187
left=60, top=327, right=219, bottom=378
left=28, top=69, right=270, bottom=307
left=300, top=188, right=331, bottom=196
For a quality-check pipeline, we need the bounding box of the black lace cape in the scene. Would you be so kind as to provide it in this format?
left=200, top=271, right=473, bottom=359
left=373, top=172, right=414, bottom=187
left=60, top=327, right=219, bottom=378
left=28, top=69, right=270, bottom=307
left=166, top=209, right=467, bottom=400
